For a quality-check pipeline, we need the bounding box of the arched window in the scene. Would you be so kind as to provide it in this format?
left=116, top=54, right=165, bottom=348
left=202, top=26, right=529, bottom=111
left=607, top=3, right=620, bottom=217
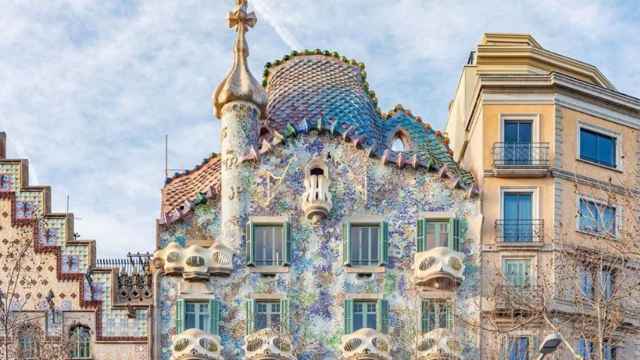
left=69, top=326, right=91, bottom=359
left=390, top=131, right=410, bottom=152
left=17, top=325, right=39, bottom=360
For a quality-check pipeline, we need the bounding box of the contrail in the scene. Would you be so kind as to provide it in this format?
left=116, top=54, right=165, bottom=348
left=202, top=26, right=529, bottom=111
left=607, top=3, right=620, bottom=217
left=252, top=0, right=303, bottom=50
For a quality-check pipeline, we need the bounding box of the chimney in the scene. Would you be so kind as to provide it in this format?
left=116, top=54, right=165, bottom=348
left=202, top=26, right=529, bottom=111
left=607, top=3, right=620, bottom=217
left=0, top=132, right=6, bottom=159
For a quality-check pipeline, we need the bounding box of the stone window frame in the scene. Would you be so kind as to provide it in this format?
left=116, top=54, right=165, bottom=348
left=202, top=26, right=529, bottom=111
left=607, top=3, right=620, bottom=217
left=500, top=255, right=537, bottom=288
left=575, top=194, right=622, bottom=239
left=576, top=121, right=624, bottom=172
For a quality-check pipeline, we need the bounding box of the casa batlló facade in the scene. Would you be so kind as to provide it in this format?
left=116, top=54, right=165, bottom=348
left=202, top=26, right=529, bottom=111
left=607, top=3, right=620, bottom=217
left=2, top=1, right=640, bottom=360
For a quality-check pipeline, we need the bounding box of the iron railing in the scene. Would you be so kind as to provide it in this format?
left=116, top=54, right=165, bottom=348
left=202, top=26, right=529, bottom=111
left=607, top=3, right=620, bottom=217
left=494, top=285, right=543, bottom=310
left=495, top=219, right=544, bottom=243
left=492, top=142, right=550, bottom=167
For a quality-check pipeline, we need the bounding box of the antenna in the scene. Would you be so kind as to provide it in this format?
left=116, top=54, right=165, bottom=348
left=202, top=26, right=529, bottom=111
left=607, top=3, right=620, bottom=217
left=163, top=134, right=187, bottom=180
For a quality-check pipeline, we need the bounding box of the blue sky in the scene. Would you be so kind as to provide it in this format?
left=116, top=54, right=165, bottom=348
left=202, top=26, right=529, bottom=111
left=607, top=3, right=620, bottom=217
left=1, top=0, right=639, bottom=257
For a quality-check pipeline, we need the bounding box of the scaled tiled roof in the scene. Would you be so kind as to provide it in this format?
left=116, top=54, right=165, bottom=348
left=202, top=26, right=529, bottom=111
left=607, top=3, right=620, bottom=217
left=161, top=154, right=220, bottom=223
left=160, top=51, right=477, bottom=224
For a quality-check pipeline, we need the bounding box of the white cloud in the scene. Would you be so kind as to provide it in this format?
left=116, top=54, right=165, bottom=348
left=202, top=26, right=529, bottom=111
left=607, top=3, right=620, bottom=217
left=1, top=0, right=638, bottom=257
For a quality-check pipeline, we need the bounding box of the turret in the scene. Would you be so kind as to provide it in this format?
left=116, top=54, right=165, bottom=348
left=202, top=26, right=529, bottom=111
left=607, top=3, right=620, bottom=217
left=213, top=0, right=266, bottom=250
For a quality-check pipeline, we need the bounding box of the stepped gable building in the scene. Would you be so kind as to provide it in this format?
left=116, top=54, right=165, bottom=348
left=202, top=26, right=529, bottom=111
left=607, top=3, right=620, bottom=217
left=0, top=132, right=152, bottom=359
left=447, top=34, right=640, bottom=358
left=153, top=1, right=480, bottom=359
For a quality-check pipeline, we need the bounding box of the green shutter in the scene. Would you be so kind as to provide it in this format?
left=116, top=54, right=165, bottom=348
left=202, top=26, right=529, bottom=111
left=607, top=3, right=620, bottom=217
left=376, top=299, right=389, bottom=334
left=344, top=299, right=354, bottom=334
left=175, top=299, right=185, bottom=333
left=280, top=298, right=291, bottom=332
left=420, top=300, right=427, bottom=333
left=379, top=222, right=389, bottom=266
left=416, top=219, right=426, bottom=252
left=449, top=218, right=461, bottom=251
left=208, top=299, right=221, bottom=336
left=342, top=223, right=351, bottom=266
left=245, top=299, right=255, bottom=335
left=282, top=222, right=292, bottom=266
left=246, top=222, right=255, bottom=266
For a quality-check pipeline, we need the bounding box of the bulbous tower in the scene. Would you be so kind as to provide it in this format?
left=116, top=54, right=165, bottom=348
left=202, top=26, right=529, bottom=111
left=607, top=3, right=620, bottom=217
left=213, top=0, right=267, bottom=249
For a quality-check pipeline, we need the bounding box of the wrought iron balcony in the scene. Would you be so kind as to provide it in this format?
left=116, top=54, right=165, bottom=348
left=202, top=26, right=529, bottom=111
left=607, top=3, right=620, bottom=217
left=414, top=247, right=465, bottom=290
left=492, top=143, right=550, bottom=177
left=416, top=328, right=462, bottom=360
left=341, top=328, right=391, bottom=360
left=244, top=328, right=295, bottom=360
left=495, top=220, right=543, bottom=244
left=171, top=328, right=223, bottom=360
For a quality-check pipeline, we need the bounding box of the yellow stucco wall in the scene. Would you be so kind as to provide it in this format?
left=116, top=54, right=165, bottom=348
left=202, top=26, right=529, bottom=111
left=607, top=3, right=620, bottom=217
left=558, top=106, right=639, bottom=187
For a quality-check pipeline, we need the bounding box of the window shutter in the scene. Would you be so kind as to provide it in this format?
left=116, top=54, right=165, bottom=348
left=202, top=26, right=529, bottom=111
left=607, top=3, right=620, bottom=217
left=246, top=222, right=255, bottom=266
left=379, top=221, right=389, bottom=266
left=245, top=299, right=255, bottom=335
left=175, top=299, right=185, bottom=333
left=282, top=222, right=292, bottom=266
left=280, top=298, right=290, bottom=333
left=449, top=218, right=461, bottom=251
left=344, top=299, right=354, bottom=334
left=446, top=303, right=453, bottom=330
left=416, top=219, right=426, bottom=252
left=208, top=299, right=221, bottom=336
left=419, top=301, right=427, bottom=333
left=376, top=299, right=389, bottom=334
left=577, top=337, right=586, bottom=358
left=342, top=223, right=351, bottom=266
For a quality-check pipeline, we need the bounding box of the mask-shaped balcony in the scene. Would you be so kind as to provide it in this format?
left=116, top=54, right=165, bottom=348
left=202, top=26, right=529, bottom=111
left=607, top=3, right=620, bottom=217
left=301, top=157, right=332, bottom=224
left=416, top=328, right=462, bottom=360
left=244, top=328, right=295, bottom=360
left=171, top=328, right=223, bottom=360
left=341, top=328, right=391, bottom=360
left=152, top=242, right=233, bottom=280
left=414, top=247, right=465, bottom=290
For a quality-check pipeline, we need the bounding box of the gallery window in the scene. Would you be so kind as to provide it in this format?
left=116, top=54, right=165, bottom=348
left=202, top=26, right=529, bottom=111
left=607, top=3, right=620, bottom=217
left=420, top=299, right=453, bottom=333
left=175, top=299, right=221, bottom=335
left=343, top=222, right=389, bottom=267
left=343, top=299, right=389, bottom=334
left=246, top=222, right=292, bottom=267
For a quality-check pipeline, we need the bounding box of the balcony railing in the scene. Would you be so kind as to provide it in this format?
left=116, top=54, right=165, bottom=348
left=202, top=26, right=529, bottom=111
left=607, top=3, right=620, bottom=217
left=414, top=247, right=465, bottom=290
left=341, top=328, right=391, bottom=360
left=171, top=328, right=223, bottom=360
left=416, top=328, right=462, bottom=360
left=495, top=220, right=543, bottom=243
left=244, top=328, right=295, bottom=360
left=493, top=143, right=550, bottom=168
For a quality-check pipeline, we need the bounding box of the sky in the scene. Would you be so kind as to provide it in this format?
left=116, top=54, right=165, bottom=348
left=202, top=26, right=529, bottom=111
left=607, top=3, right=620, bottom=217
left=1, top=0, right=639, bottom=258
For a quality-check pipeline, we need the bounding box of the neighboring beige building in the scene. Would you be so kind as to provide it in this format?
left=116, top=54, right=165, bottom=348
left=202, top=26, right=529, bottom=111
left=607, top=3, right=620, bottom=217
left=446, top=33, right=640, bottom=359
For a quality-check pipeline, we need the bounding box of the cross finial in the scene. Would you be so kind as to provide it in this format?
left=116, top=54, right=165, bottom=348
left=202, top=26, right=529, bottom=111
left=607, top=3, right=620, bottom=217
left=228, top=0, right=257, bottom=32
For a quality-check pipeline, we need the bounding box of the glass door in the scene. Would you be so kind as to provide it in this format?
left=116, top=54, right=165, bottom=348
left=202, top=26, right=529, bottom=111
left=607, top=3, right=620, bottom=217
left=504, top=120, right=533, bottom=165
left=503, top=192, right=533, bottom=242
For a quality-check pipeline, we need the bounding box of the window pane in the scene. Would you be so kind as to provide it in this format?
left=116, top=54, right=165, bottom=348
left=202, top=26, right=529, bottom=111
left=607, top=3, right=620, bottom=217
left=426, top=223, right=435, bottom=250
left=580, top=129, right=598, bottom=162
left=438, top=223, right=448, bottom=247
left=353, top=303, right=363, bottom=331
left=254, top=225, right=283, bottom=266
left=350, top=225, right=379, bottom=266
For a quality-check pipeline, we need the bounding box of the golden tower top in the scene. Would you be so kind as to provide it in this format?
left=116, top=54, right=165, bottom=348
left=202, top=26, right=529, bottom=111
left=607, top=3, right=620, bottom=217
left=213, top=0, right=267, bottom=119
